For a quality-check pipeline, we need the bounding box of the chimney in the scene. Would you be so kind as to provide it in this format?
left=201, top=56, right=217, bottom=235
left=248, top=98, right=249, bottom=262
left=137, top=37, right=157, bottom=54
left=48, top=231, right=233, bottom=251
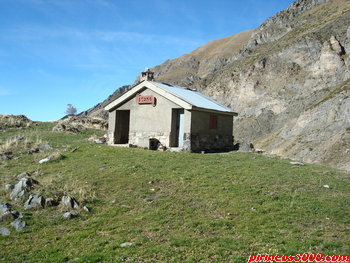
left=140, top=68, right=155, bottom=82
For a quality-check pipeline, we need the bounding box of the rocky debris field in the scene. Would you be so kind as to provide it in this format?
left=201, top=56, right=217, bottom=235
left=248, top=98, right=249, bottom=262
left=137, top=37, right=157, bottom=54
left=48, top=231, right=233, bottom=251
left=1, top=168, right=89, bottom=236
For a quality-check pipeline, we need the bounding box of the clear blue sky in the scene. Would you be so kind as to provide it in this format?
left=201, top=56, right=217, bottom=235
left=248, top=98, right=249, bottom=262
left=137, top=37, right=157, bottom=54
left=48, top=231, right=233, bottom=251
left=0, top=0, right=294, bottom=121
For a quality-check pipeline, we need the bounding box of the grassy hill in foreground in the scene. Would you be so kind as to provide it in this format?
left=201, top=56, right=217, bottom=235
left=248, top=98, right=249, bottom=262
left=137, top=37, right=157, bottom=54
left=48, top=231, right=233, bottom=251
left=0, top=123, right=349, bottom=263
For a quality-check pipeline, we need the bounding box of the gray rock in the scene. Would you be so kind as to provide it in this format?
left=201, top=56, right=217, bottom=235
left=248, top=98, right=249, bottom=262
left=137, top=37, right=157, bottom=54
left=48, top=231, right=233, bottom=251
left=10, top=177, right=38, bottom=201
left=52, top=123, right=80, bottom=133
left=119, top=242, right=134, bottom=248
left=10, top=188, right=25, bottom=201
left=38, top=144, right=52, bottom=151
left=24, top=194, right=45, bottom=210
left=38, top=157, right=49, bottom=164
left=0, top=151, right=13, bottom=160
left=94, top=139, right=105, bottom=144
left=0, top=202, right=12, bottom=214
left=39, top=153, right=62, bottom=164
left=61, top=196, right=80, bottom=210
left=11, top=219, right=26, bottom=231
left=0, top=227, right=11, bottom=236
left=289, top=161, right=305, bottom=166
left=63, top=211, right=78, bottom=219
left=17, top=172, right=30, bottom=179
left=0, top=212, right=16, bottom=222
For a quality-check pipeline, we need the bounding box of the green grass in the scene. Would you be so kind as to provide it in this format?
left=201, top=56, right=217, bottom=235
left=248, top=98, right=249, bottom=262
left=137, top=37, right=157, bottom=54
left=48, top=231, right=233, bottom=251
left=0, top=123, right=349, bottom=263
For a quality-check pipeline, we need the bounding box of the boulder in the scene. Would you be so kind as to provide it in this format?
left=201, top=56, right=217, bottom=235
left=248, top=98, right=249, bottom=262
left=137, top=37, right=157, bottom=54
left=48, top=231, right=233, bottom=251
left=52, top=123, right=80, bottom=133
left=63, top=211, right=78, bottom=219
left=94, top=138, right=106, bottom=144
left=289, top=161, right=305, bottom=166
left=38, top=144, right=52, bottom=151
left=17, top=172, right=30, bottom=179
left=119, top=242, right=134, bottom=248
left=0, top=202, right=12, bottom=214
left=11, top=219, right=26, bottom=231
left=39, top=153, right=62, bottom=164
left=61, top=196, right=80, bottom=210
left=0, top=151, right=13, bottom=160
left=10, top=177, right=38, bottom=201
left=0, top=227, right=11, bottom=236
left=24, top=194, right=45, bottom=210
left=0, top=212, right=16, bottom=222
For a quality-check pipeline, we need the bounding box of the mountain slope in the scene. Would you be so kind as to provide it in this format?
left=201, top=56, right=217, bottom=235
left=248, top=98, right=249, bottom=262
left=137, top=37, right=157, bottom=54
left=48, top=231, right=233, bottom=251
left=198, top=0, right=350, bottom=170
left=151, top=30, right=253, bottom=86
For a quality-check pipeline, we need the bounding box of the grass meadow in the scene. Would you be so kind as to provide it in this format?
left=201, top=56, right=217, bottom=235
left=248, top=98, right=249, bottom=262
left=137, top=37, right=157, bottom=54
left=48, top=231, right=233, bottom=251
left=0, top=123, right=349, bottom=262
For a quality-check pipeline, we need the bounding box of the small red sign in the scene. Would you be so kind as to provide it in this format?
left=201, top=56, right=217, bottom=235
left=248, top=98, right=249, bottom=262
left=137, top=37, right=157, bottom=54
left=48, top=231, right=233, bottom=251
left=136, top=94, right=156, bottom=106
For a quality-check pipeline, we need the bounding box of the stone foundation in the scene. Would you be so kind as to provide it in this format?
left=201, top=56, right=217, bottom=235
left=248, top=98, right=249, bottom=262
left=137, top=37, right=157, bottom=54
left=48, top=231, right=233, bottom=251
left=128, top=131, right=171, bottom=148
left=108, top=131, right=233, bottom=152
left=190, top=133, right=234, bottom=152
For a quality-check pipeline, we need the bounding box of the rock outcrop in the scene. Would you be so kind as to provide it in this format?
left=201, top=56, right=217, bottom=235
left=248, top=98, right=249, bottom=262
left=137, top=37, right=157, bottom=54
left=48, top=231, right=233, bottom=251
left=199, top=0, right=350, bottom=170
left=10, top=177, right=39, bottom=201
left=53, top=116, right=108, bottom=132
left=0, top=114, right=31, bottom=130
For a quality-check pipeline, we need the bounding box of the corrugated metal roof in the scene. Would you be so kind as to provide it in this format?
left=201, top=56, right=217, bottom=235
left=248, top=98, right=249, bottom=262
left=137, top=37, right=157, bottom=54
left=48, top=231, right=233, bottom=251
left=151, top=82, right=236, bottom=114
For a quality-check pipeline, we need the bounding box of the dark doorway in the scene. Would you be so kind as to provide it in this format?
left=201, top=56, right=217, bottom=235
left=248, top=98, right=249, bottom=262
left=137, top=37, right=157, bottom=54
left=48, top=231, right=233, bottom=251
left=170, top=109, right=184, bottom=147
left=115, top=110, right=130, bottom=144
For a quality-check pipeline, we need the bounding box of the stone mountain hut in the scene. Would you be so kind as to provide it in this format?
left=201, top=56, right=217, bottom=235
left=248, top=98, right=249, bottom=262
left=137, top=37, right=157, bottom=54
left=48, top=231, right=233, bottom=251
left=104, top=70, right=238, bottom=152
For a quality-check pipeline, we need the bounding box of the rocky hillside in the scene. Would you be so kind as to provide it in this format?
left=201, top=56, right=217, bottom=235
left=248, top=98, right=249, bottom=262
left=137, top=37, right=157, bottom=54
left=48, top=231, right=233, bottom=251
left=150, top=30, right=253, bottom=86
left=198, top=0, right=350, bottom=171
left=84, top=0, right=350, bottom=171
